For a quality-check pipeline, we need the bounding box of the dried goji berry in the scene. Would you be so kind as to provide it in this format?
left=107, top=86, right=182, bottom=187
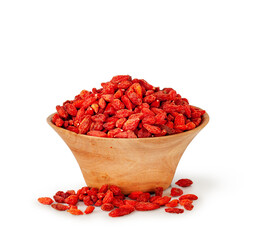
left=84, top=206, right=95, bottom=214
left=123, top=118, right=140, bottom=131
left=101, top=203, right=114, bottom=211
left=67, top=208, right=84, bottom=215
left=109, top=205, right=135, bottom=217
left=79, top=115, right=91, bottom=134
left=87, top=130, right=107, bottom=137
left=64, top=195, right=78, bottom=205
left=112, top=198, right=124, bottom=208
left=170, top=187, right=183, bottom=197
left=135, top=202, right=160, bottom=211
left=136, top=192, right=151, bottom=202
left=123, top=199, right=137, bottom=207
left=102, top=190, right=114, bottom=204
left=155, top=187, right=163, bottom=197
left=149, top=196, right=161, bottom=203
left=38, top=197, right=54, bottom=205
left=175, top=179, right=193, bottom=187
left=51, top=203, right=69, bottom=211
left=152, top=196, right=171, bottom=206
left=53, top=195, right=65, bottom=203
left=165, top=199, right=179, bottom=208
left=128, top=191, right=143, bottom=200
left=109, top=185, right=122, bottom=195
left=179, top=199, right=194, bottom=211
left=179, top=194, right=198, bottom=201
left=56, top=105, right=68, bottom=119
left=143, top=124, right=161, bottom=135
left=165, top=208, right=184, bottom=214
left=83, top=195, right=93, bottom=206
left=64, top=103, right=77, bottom=116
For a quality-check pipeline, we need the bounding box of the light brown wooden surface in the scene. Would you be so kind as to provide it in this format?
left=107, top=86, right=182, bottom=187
left=47, top=110, right=209, bottom=194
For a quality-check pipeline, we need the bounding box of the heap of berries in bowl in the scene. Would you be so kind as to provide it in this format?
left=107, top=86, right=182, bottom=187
left=51, top=75, right=206, bottom=138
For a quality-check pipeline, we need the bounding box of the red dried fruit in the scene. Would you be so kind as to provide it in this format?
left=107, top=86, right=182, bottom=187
left=84, top=206, right=95, bottom=214
left=143, top=124, right=161, bottom=135
left=99, top=184, right=109, bottom=193
left=102, top=190, right=114, bottom=204
left=55, top=117, right=64, bottom=127
left=165, top=208, right=184, bottom=214
left=56, top=105, right=68, bottom=119
left=149, top=196, right=161, bottom=203
left=67, top=208, right=84, bottom=215
left=94, top=200, right=103, bottom=206
left=128, top=191, right=143, bottom=200
left=53, top=195, right=65, bottom=203
left=135, top=202, right=160, bottom=211
left=64, top=195, right=78, bottom=205
left=51, top=203, right=70, bottom=211
left=114, top=131, right=128, bottom=138
left=175, top=179, right=193, bottom=187
left=109, top=185, right=122, bottom=195
left=111, top=75, right=132, bottom=84
left=112, top=99, right=125, bottom=110
left=123, top=199, right=137, bottom=207
left=38, top=197, right=54, bottom=205
left=115, top=109, right=133, bottom=118
left=87, top=130, right=107, bottom=137
left=101, top=203, right=114, bottom=211
left=179, top=199, right=194, bottom=211
left=170, top=187, right=183, bottom=197
left=66, top=126, right=79, bottom=133
left=112, top=198, right=124, bottom=208
left=109, top=205, right=135, bottom=217
left=179, top=194, right=198, bottom=201
left=165, top=199, right=179, bottom=208
left=64, top=103, right=77, bottom=116
left=79, top=115, right=91, bottom=134
left=123, top=118, right=140, bottom=131
left=128, top=92, right=142, bottom=106
left=186, top=122, right=196, bottom=130
left=152, top=196, right=171, bottom=206
left=136, top=192, right=151, bottom=202
left=83, top=195, right=93, bottom=206
left=118, top=80, right=132, bottom=89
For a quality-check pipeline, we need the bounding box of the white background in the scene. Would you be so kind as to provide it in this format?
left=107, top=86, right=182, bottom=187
left=0, top=0, right=275, bottom=239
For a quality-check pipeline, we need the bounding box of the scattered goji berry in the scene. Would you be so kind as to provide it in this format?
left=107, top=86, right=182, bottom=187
left=67, top=208, right=84, bottom=215
left=165, top=208, right=184, bottom=214
left=135, top=202, right=160, bottom=211
left=51, top=203, right=69, bottom=211
left=128, top=191, right=143, bottom=200
left=136, top=192, right=151, bottom=202
left=109, top=205, right=135, bottom=217
left=155, top=187, right=163, bottom=197
left=84, top=206, right=95, bottom=214
left=179, top=199, right=194, bottom=210
left=101, top=203, right=114, bottom=211
left=175, top=179, right=193, bottom=187
left=179, top=194, right=198, bottom=201
left=38, top=197, right=54, bottom=205
left=170, top=187, right=183, bottom=197
left=165, top=199, right=179, bottom=208
left=64, top=195, right=78, bottom=205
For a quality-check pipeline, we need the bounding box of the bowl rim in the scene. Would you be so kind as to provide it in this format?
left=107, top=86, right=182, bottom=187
left=47, top=107, right=209, bottom=141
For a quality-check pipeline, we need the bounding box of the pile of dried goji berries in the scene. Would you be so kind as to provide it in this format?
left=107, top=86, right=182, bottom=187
left=38, top=178, right=198, bottom=217
left=52, top=75, right=205, bottom=138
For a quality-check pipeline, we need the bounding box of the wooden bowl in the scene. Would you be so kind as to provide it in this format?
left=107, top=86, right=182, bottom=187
left=47, top=110, right=209, bottom=194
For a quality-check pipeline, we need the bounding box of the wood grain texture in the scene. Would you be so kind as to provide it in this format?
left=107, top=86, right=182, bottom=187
left=47, top=110, right=209, bottom=194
